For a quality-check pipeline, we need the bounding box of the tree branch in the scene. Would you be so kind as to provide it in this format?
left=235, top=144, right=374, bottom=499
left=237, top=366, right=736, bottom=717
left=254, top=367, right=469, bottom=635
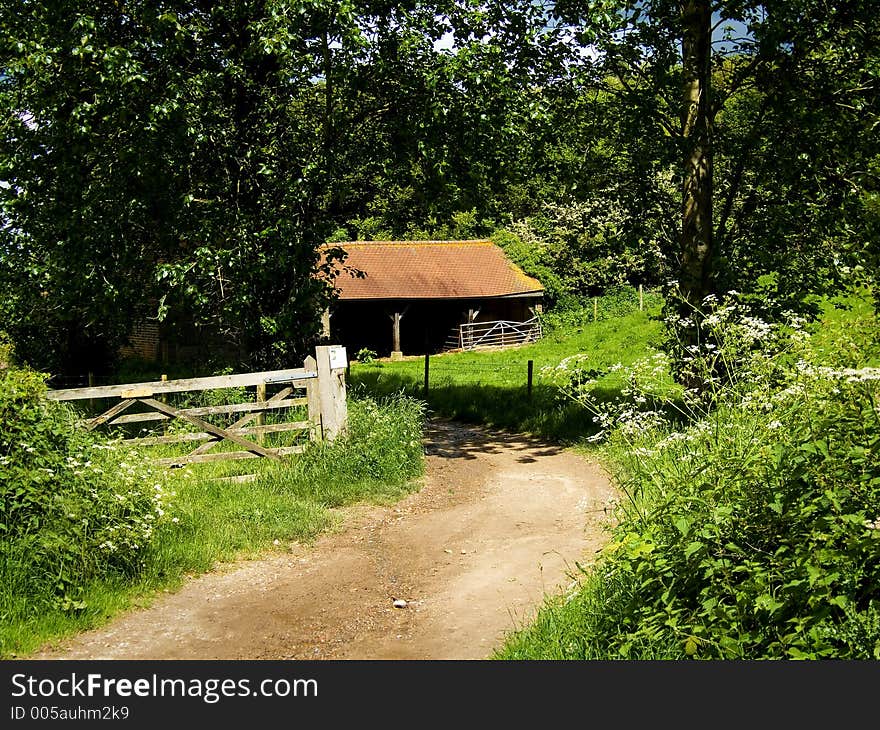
left=715, top=96, right=771, bottom=250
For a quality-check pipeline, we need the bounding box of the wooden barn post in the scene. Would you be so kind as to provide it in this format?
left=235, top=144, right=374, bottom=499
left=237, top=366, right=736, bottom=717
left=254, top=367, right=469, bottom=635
left=392, top=312, right=402, bottom=353
left=390, top=309, right=407, bottom=360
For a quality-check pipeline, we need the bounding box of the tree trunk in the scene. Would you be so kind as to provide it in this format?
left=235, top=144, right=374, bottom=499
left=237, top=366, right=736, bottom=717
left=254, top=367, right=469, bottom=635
left=679, top=1, right=714, bottom=314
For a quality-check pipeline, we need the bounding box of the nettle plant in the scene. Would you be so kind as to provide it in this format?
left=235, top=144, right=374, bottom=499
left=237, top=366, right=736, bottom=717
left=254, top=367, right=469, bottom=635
left=1, top=366, right=173, bottom=612
left=547, top=294, right=880, bottom=658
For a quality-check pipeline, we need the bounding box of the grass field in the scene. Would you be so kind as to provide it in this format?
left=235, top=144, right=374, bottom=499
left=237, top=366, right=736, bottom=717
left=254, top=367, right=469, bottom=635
left=350, top=291, right=665, bottom=442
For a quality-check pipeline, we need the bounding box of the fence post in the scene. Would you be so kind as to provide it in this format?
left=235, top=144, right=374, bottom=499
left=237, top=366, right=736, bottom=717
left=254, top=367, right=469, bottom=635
left=593, top=297, right=598, bottom=322
left=256, top=381, right=267, bottom=445
left=160, top=374, right=168, bottom=435
left=424, top=352, right=430, bottom=397
left=315, top=345, right=348, bottom=441
left=304, top=355, right=321, bottom=441
left=527, top=360, right=534, bottom=399
left=639, top=284, right=644, bottom=311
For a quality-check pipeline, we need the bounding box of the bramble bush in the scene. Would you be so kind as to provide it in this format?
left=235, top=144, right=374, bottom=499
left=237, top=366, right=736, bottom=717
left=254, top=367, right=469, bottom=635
left=501, top=293, right=880, bottom=659
left=0, top=364, right=171, bottom=616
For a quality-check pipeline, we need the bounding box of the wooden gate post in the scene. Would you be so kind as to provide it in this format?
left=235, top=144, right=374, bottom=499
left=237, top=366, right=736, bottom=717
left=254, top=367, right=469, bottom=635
left=304, top=355, right=321, bottom=441
left=161, top=373, right=168, bottom=436
left=314, top=345, right=348, bottom=441
left=255, top=380, right=267, bottom=445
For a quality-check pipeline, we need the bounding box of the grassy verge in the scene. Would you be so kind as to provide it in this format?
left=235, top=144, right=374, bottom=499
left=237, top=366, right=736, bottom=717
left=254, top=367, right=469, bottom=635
left=1, top=393, right=424, bottom=658
left=495, top=291, right=880, bottom=659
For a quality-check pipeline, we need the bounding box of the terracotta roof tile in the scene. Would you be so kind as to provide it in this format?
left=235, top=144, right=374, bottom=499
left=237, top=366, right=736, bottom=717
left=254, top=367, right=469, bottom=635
left=321, top=240, right=544, bottom=301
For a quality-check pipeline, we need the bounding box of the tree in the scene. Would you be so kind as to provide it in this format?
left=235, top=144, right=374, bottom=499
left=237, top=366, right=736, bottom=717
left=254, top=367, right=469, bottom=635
left=0, top=1, right=186, bottom=372
left=0, top=1, right=349, bottom=373
left=1, top=1, right=567, bottom=372
left=3, top=1, right=876, bottom=378
left=551, top=0, right=879, bottom=322
left=679, top=1, right=712, bottom=314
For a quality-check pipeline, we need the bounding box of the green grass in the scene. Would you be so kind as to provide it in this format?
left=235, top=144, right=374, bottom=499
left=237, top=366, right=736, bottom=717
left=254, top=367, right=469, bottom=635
left=493, top=291, right=880, bottom=660
left=350, top=296, right=665, bottom=443
left=1, top=394, right=425, bottom=658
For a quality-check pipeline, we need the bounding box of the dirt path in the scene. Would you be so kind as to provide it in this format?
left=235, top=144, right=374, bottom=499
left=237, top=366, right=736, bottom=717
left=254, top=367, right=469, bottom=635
left=35, top=419, right=617, bottom=660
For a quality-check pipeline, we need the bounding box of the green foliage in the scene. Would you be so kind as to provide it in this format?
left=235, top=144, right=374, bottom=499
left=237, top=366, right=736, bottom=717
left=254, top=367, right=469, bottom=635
left=3, top=0, right=876, bottom=377
left=0, top=1, right=350, bottom=372
left=542, top=285, right=664, bottom=326
left=490, top=199, right=668, bottom=308
left=2, top=389, right=425, bottom=657
left=0, top=366, right=170, bottom=620
left=605, top=377, right=880, bottom=659
left=0, top=332, right=12, bottom=369
left=256, top=394, right=426, bottom=503
left=498, top=294, right=880, bottom=659
left=549, top=0, right=880, bottom=329
left=355, top=348, right=378, bottom=364
left=491, top=229, right=572, bottom=308
left=511, top=200, right=667, bottom=296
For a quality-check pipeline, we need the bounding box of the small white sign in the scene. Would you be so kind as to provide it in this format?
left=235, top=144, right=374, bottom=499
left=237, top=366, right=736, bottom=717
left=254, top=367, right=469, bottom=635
left=329, top=346, right=348, bottom=370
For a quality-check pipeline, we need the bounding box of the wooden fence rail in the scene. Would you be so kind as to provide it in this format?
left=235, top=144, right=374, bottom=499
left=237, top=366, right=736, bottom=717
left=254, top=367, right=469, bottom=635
left=46, top=345, right=349, bottom=468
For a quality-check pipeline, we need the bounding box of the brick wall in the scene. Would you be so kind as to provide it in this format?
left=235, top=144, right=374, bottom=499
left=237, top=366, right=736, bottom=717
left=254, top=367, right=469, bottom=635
left=119, top=320, right=160, bottom=361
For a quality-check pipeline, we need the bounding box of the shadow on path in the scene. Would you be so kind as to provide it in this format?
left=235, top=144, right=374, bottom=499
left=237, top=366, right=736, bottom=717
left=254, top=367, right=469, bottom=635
left=423, top=418, right=566, bottom=462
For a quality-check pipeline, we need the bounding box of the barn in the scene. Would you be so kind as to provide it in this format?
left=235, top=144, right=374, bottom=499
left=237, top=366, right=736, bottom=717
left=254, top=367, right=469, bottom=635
left=321, top=240, right=544, bottom=358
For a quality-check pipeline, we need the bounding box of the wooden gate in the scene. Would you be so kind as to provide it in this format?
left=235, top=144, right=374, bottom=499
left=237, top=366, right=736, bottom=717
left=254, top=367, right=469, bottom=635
left=45, top=346, right=348, bottom=468
left=456, top=317, right=542, bottom=351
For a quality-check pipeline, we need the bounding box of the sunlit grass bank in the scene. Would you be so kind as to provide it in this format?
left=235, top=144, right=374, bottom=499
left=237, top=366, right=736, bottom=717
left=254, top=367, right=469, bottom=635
left=351, top=288, right=665, bottom=442
left=496, top=291, right=880, bottom=659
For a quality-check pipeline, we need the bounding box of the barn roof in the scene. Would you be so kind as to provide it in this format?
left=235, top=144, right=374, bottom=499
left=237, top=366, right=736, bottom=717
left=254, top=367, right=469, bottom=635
left=321, top=240, right=544, bottom=301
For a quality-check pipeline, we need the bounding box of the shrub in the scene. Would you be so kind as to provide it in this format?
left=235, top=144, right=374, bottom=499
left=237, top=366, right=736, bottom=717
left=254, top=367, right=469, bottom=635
left=0, top=366, right=171, bottom=614
left=504, top=295, right=880, bottom=659
left=595, top=363, right=880, bottom=659
left=356, top=348, right=378, bottom=364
